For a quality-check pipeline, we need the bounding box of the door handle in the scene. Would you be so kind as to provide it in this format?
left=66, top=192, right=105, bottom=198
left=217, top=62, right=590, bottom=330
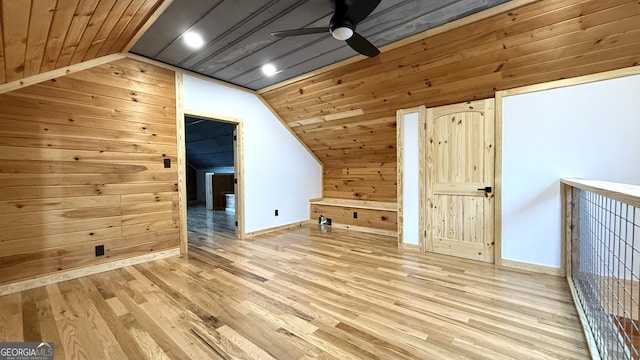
left=477, top=186, right=492, bottom=193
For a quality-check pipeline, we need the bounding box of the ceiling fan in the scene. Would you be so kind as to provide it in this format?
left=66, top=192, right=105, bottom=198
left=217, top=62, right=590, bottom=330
left=270, top=0, right=381, bottom=57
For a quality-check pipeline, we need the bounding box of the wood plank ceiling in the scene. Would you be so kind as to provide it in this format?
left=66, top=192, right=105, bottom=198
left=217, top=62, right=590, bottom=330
left=260, top=0, right=640, bottom=202
left=0, top=0, right=168, bottom=84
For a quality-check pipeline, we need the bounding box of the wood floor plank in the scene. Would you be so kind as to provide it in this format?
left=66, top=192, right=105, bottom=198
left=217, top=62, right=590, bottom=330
left=46, top=283, right=89, bottom=359
left=0, top=292, right=23, bottom=342
left=115, top=288, right=195, bottom=360
left=79, top=277, right=146, bottom=359
left=31, top=287, right=66, bottom=359
left=20, top=288, right=42, bottom=342
left=0, top=206, right=589, bottom=359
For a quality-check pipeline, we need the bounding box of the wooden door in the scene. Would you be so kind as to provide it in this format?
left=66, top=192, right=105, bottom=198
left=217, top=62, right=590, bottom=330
left=425, top=99, right=495, bottom=262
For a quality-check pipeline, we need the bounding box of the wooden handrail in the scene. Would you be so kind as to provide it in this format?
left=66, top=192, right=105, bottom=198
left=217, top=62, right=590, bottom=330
left=561, top=178, right=640, bottom=208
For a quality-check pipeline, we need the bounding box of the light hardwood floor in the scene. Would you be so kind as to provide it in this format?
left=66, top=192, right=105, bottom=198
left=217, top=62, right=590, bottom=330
left=0, top=207, right=589, bottom=359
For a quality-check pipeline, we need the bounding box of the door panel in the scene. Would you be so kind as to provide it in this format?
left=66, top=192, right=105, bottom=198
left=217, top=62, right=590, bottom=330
left=426, top=99, right=495, bottom=262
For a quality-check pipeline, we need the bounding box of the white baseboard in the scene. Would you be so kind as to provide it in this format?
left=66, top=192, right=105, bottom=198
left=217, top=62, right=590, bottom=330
left=244, top=221, right=307, bottom=238
left=500, top=259, right=564, bottom=276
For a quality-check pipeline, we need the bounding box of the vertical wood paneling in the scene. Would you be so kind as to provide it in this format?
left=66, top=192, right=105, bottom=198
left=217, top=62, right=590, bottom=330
left=1, top=0, right=31, bottom=82
left=55, top=0, right=101, bottom=69
left=83, top=0, right=132, bottom=60
left=261, top=0, right=640, bottom=202
left=107, top=0, right=160, bottom=54
left=0, top=58, right=179, bottom=285
left=24, top=0, right=57, bottom=77
left=96, top=0, right=145, bottom=58
left=0, top=0, right=168, bottom=85
left=69, top=0, right=118, bottom=64
left=40, top=0, right=80, bottom=73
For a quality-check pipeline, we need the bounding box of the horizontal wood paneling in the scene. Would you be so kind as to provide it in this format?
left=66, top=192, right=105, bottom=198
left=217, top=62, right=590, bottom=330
left=323, top=164, right=397, bottom=202
left=0, top=0, right=168, bottom=84
left=0, top=58, right=179, bottom=285
left=310, top=204, right=397, bottom=232
left=261, top=0, right=640, bottom=201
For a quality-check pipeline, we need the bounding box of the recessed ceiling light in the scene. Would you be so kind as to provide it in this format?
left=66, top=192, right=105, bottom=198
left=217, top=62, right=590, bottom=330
left=183, top=31, right=204, bottom=49
left=262, top=63, right=277, bottom=76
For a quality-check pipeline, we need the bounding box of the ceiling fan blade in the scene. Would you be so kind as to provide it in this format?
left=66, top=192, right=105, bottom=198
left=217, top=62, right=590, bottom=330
left=271, top=27, right=330, bottom=38
left=346, top=31, right=380, bottom=57
left=344, top=0, right=381, bottom=25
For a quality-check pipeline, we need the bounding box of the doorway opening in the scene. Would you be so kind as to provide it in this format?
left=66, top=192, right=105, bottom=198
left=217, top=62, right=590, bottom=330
left=184, top=113, right=244, bottom=247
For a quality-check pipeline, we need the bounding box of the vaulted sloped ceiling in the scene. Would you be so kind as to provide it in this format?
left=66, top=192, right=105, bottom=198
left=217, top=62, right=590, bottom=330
left=261, top=0, right=640, bottom=201
left=0, top=0, right=169, bottom=84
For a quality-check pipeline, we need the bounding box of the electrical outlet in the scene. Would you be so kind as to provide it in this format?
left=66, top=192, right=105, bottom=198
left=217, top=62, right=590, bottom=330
left=275, top=209, right=279, bottom=216
left=163, top=158, right=171, bottom=168
left=95, top=245, right=105, bottom=257
left=353, top=211, right=358, bottom=219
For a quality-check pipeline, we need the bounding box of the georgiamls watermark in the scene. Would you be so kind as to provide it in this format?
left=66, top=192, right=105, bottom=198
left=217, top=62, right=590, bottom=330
left=0, top=342, right=53, bottom=360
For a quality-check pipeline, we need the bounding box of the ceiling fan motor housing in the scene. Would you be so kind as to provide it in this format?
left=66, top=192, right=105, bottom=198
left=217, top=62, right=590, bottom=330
left=330, top=0, right=355, bottom=40
left=271, top=0, right=381, bottom=57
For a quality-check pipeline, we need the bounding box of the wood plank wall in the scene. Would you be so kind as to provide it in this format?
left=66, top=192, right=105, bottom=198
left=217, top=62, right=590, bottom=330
left=0, top=0, right=167, bottom=84
left=261, top=0, right=640, bottom=202
left=0, top=58, right=179, bottom=285
left=310, top=204, right=397, bottom=233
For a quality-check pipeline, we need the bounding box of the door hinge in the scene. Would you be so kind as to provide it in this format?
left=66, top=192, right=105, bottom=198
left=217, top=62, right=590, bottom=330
left=424, top=230, right=427, bottom=237
left=234, top=178, right=238, bottom=184
left=233, top=135, right=237, bottom=141
left=235, top=221, right=238, bottom=227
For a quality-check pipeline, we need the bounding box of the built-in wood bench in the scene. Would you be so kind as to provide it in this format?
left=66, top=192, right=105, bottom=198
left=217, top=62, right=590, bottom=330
left=309, top=198, right=397, bottom=237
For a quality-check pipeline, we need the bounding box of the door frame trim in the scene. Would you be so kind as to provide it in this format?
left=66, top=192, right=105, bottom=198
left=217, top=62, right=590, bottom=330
left=183, top=108, right=245, bottom=241
left=494, top=92, right=504, bottom=266
left=176, top=102, right=246, bottom=254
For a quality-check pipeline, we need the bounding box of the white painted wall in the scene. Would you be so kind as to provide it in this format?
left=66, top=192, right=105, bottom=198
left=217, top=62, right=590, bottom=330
left=401, top=112, right=420, bottom=245
left=502, top=74, right=640, bottom=268
left=183, top=75, right=322, bottom=233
